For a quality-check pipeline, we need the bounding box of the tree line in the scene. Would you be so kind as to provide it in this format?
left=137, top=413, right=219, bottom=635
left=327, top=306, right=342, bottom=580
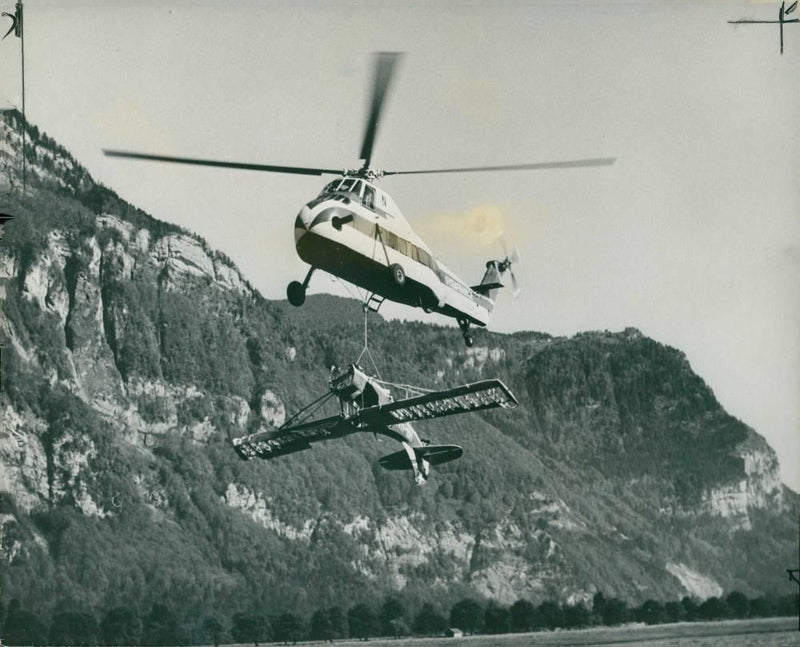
left=2, top=590, right=797, bottom=645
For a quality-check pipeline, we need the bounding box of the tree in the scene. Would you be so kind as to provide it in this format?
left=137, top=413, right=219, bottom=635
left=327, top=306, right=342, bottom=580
left=49, top=611, right=98, bottom=646
left=389, top=616, right=411, bottom=637
left=450, top=598, right=484, bottom=635
left=749, top=596, right=776, bottom=618
left=202, top=616, right=225, bottom=647
left=483, top=600, right=511, bottom=634
left=413, top=602, right=447, bottom=636
left=726, top=591, right=750, bottom=619
left=141, top=604, right=179, bottom=646
left=347, top=603, right=377, bottom=641
left=592, top=591, right=607, bottom=619
left=273, top=612, right=305, bottom=644
left=327, top=606, right=348, bottom=639
left=380, top=595, right=406, bottom=636
left=537, top=600, right=563, bottom=629
left=100, top=607, right=142, bottom=646
left=698, top=597, right=730, bottom=621
left=602, top=598, right=629, bottom=626
left=774, top=593, right=799, bottom=617
left=681, top=596, right=699, bottom=622
left=230, top=613, right=270, bottom=646
left=510, top=599, right=536, bottom=632
left=563, top=602, right=590, bottom=628
left=309, top=610, right=333, bottom=641
left=636, top=599, right=666, bottom=625
left=3, top=605, right=48, bottom=646
left=664, top=601, right=686, bottom=623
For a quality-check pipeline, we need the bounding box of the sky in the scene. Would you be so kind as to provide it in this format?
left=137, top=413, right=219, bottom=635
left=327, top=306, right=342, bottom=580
left=1, top=1, right=798, bottom=490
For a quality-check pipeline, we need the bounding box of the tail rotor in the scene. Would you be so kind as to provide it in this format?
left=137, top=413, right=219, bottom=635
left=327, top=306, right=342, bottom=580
left=497, top=234, right=522, bottom=297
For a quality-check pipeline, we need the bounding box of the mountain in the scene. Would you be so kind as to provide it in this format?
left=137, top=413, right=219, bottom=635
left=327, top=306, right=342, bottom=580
left=0, top=110, right=797, bottom=634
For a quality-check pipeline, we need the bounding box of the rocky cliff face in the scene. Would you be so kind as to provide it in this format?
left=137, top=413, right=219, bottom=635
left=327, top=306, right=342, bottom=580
left=0, top=111, right=796, bottom=624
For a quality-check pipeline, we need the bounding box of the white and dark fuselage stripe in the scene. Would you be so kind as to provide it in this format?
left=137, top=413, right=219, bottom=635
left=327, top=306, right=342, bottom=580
left=294, top=184, right=495, bottom=325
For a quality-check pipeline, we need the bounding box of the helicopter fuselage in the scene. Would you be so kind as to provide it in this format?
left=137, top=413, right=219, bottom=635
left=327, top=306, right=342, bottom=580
left=293, top=177, right=496, bottom=328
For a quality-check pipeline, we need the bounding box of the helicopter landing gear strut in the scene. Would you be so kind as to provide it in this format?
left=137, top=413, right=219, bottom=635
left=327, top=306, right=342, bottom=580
left=287, top=267, right=315, bottom=307
left=458, top=318, right=474, bottom=347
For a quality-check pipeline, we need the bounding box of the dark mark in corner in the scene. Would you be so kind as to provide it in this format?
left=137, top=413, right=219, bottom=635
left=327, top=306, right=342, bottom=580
left=729, top=0, right=799, bottom=55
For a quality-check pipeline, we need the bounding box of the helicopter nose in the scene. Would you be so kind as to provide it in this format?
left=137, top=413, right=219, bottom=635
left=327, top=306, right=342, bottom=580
left=295, top=205, right=312, bottom=231
left=294, top=206, right=313, bottom=247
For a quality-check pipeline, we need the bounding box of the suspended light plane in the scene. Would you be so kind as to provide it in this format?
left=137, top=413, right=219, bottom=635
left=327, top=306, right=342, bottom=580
left=232, top=363, right=518, bottom=485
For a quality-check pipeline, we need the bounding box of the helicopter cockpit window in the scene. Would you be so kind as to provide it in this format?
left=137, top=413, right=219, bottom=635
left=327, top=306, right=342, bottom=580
left=363, top=186, right=376, bottom=210
left=320, top=180, right=341, bottom=196
left=339, top=179, right=358, bottom=194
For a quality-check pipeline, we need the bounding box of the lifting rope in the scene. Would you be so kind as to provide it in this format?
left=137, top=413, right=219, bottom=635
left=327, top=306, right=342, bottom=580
left=336, top=274, right=430, bottom=397
left=331, top=274, right=383, bottom=379
left=354, top=303, right=432, bottom=399
left=356, top=303, right=382, bottom=380
left=280, top=287, right=434, bottom=427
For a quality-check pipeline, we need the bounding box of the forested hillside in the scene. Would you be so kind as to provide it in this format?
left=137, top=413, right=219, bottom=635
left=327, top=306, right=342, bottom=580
left=0, top=110, right=797, bottom=643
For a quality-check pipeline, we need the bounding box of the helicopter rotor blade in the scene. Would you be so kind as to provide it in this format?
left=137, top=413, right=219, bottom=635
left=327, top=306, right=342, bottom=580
left=383, top=157, right=615, bottom=176
left=103, top=150, right=345, bottom=177
left=509, top=268, right=520, bottom=298
left=359, top=52, right=403, bottom=169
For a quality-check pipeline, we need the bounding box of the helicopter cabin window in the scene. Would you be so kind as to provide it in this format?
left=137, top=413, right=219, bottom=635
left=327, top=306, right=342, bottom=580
left=419, top=249, right=433, bottom=268
left=384, top=230, right=399, bottom=250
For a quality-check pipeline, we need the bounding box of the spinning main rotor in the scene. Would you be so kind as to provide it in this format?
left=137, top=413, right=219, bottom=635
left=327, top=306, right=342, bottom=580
left=104, top=52, right=615, bottom=183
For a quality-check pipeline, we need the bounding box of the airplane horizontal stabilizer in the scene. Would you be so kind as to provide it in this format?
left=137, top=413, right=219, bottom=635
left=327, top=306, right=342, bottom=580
left=470, top=281, right=503, bottom=295
left=379, top=444, right=463, bottom=470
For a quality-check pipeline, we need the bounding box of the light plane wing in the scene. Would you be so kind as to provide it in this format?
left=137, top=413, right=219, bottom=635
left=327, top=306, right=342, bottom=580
left=357, top=379, right=517, bottom=427
left=232, top=415, right=352, bottom=460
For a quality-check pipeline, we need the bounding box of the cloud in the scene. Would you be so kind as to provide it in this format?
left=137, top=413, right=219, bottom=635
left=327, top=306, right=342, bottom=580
left=415, top=202, right=550, bottom=256
left=415, top=204, right=509, bottom=251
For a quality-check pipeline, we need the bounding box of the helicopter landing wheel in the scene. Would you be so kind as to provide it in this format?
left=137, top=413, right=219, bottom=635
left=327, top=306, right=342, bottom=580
left=287, top=281, right=306, bottom=307
left=389, top=263, right=405, bottom=287
left=458, top=318, right=473, bottom=347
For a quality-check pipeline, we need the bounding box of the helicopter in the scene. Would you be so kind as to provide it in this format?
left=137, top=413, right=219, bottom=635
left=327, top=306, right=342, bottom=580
left=105, top=53, right=614, bottom=346
left=232, top=363, right=518, bottom=485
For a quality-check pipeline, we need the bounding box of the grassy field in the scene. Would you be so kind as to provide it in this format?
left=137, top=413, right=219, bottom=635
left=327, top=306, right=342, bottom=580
left=294, top=617, right=799, bottom=647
